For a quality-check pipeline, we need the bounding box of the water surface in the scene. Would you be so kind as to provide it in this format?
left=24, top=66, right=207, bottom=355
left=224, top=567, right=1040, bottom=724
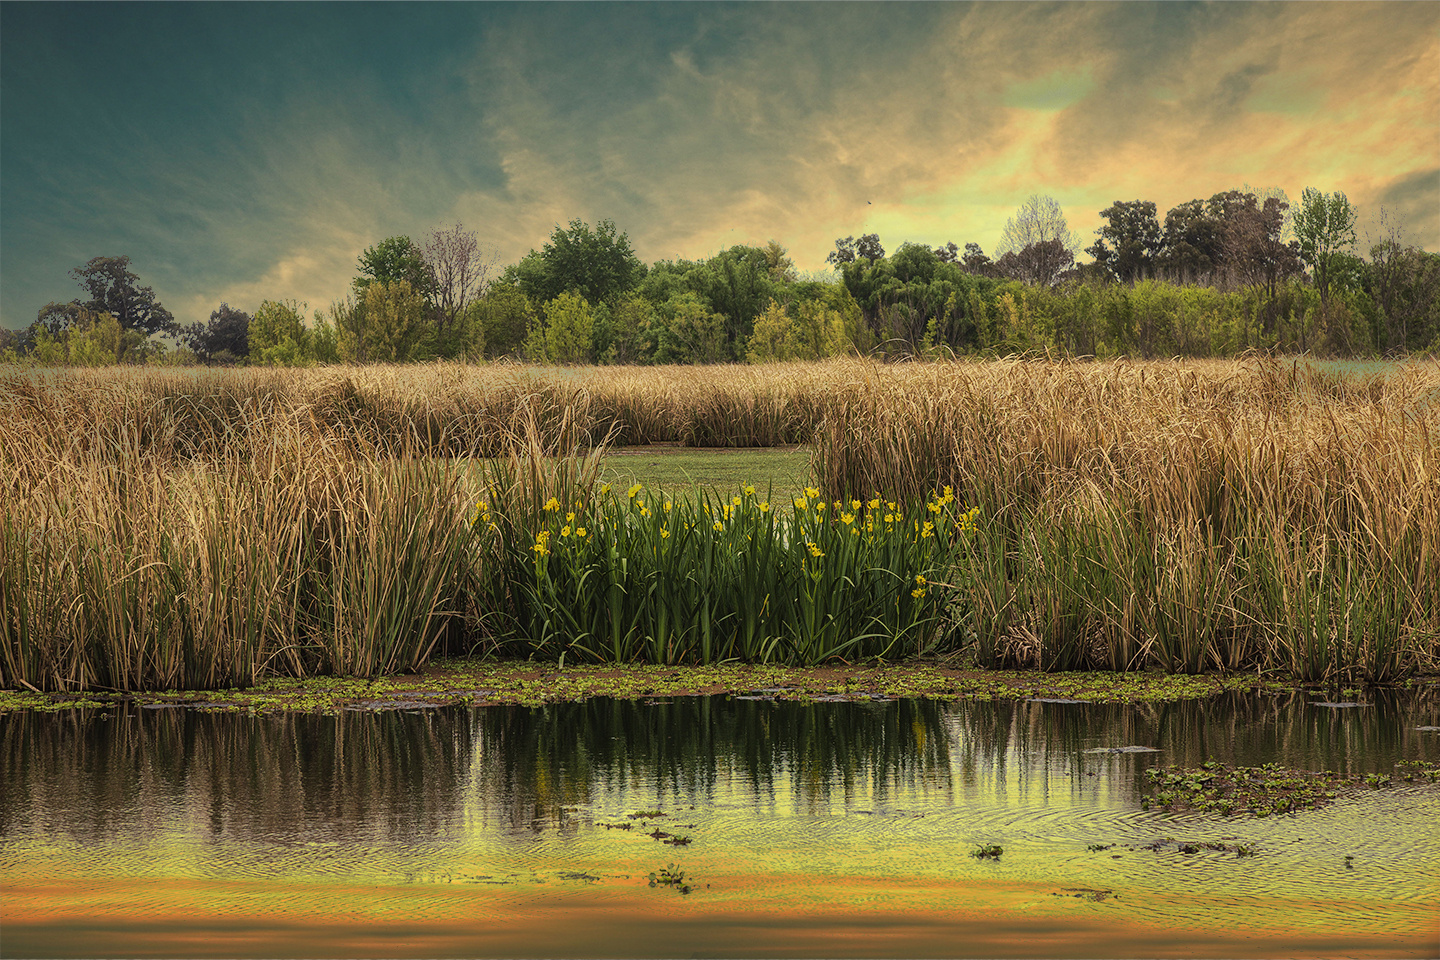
left=3, top=690, right=1438, bottom=957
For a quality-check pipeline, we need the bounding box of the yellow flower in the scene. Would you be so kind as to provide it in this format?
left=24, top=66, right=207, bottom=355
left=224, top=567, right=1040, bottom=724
left=807, top=542, right=824, bottom=558
left=601, top=483, right=611, bottom=495
left=576, top=527, right=588, bottom=538
left=759, top=501, right=771, bottom=513
left=850, top=499, right=862, bottom=512
left=733, top=495, right=742, bottom=507
left=561, top=525, right=572, bottom=537
left=640, top=506, right=651, bottom=518
left=840, top=512, right=854, bottom=525
left=884, top=512, right=895, bottom=523
left=915, top=574, right=927, bottom=585
left=664, top=500, right=672, bottom=513
left=868, top=497, right=881, bottom=511
left=713, top=520, right=724, bottom=532
left=660, top=527, right=670, bottom=539
left=805, top=486, right=820, bottom=499
left=815, top=500, right=827, bottom=512
left=920, top=521, right=934, bottom=538
left=566, top=511, right=576, bottom=523
left=794, top=497, right=808, bottom=510
left=744, top=485, right=756, bottom=496
left=628, top=483, right=643, bottom=499
left=911, top=587, right=926, bottom=599
left=544, top=496, right=561, bottom=512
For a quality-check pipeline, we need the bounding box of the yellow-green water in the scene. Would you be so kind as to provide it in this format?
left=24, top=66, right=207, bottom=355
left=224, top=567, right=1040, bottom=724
left=3, top=694, right=1437, bottom=957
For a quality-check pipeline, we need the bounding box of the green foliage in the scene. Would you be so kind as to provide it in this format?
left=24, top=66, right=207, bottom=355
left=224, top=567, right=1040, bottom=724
left=354, top=236, right=430, bottom=296
left=361, top=280, right=429, bottom=363
left=746, top=298, right=847, bottom=362
left=249, top=299, right=308, bottom=366
left=1293, top=188, right=1358, bottom=346
left=538, top=291, right=595, bottom=365
left=503, top=484, right=970, bottom=665
left=471, top=281, right=533, bottom=359
left=515, top=219, right=645, bottom=307
left=654, top=293, right=727, bottom=364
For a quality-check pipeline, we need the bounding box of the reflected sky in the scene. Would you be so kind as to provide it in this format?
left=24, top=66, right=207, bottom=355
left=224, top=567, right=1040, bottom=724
left=3, top=692, right=1438, bottom=958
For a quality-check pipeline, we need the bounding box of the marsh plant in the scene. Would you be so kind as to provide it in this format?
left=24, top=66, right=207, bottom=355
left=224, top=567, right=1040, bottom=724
left=500, top=482, right=974, bottom=664
left=3, top=357, right=1438, bottom=690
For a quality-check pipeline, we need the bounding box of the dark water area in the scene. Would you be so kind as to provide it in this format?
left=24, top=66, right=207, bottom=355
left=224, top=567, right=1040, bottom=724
left=3, top=689, right=1438, bottom=958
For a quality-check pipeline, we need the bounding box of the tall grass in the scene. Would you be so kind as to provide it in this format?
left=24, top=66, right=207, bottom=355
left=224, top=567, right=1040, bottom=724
left=1, top=389, right=494, bottom=691
left=812, top=358, right=1440, bottom=682
left=4, top=357, right=1438, bottom=688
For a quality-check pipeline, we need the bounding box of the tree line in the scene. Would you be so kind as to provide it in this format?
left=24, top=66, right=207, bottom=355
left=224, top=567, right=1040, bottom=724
left=4, top=186, right=1437, bottom=366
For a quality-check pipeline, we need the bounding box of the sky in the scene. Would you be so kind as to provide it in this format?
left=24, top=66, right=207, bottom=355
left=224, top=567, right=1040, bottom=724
left=2, top=1, right=1436, bottom=332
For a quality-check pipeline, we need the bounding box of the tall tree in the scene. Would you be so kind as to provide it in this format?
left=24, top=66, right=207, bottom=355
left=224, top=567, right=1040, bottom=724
left=1087, top=200, right=1161, bottom=283
left=994, top=239, right=1075, bottom=287
left=995, top=196, right=1081, bottom=265
left=181, top=303, right=251, bottom=363
left=1366, top=210, right=1440, bottom=353
left=1220, top=195, right=1301, bottom=336
left=1157, top=199, right=1224, bottom=283
left=1293, top=187, right=1358, bottom=321
left=355, top=236, right=431, bottom=295
left=423, top=222, right=494, bottom=350
left=825, top=234, right=885, bottom=266
left=529, top=218, right=644, bottom=307
left=65, top=256, right=175, bottom=336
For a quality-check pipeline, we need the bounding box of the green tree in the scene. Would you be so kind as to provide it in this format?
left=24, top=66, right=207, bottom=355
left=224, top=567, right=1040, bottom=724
left=606, top=293, right=657, bottom=364
left=532, top=292, right=595, bottom=364
left=1293, top=188, right=1358, bottom=301
left=355, top=236, right=431, bottom=296
left=522, top=218, right=644, bottom=307
left=470, top=281, right=534, bottom=359
left=361, top=280, right=428, bottom=363
left=1087, top=200, right=1161, bottom=283
left=249, top=299, right=309, bottom=366
left=654, top=293, right=726, bottom=364
left=1292, top=188, right=1358, bottom=347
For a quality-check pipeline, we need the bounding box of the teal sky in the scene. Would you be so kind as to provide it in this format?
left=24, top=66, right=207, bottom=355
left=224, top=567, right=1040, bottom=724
left=2, top=1, right=1436, bottom=331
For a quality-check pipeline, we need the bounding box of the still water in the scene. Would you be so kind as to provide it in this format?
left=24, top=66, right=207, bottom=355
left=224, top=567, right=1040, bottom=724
left=3, top=690, right=1438, bottom=958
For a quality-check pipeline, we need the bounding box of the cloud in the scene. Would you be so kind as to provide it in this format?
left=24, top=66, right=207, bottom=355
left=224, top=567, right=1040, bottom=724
left=2, top=2, right=1436, bottom=331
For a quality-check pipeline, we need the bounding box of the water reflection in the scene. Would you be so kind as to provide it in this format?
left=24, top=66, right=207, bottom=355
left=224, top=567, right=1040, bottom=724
left=1, top=707, right=472, bottom=844
left=3, top=689, right=1436, bottom=845
left=3, top=689, right=1437, bottom=958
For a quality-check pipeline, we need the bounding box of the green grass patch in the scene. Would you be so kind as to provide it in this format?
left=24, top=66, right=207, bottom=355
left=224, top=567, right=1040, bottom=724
left=598, top=445, right=813, bottom=498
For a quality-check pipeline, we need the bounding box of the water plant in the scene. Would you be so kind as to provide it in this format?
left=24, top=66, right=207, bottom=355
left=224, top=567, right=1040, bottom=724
left=970, top=844, right=1003, bottom=859
left=648, top=863, right=692, bottom=894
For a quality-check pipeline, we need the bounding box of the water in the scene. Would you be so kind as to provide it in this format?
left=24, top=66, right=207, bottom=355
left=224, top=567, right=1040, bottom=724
left=3, top=690, right=1438, bottom=958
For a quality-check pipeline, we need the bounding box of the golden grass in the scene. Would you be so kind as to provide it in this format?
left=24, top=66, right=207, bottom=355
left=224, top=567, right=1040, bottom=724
left=3, top=357, right=1438, bottom=686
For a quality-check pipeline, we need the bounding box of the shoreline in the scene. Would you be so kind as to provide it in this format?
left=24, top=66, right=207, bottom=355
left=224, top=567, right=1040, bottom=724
left=6, top=659, right=1434, bottom=715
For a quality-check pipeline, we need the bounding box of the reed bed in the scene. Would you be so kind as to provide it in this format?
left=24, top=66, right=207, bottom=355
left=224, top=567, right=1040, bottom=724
left=3, top=357, right=1438, bottom=689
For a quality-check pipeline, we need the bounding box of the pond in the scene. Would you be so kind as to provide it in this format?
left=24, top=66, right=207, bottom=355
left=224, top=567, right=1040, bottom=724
left=3, top=689, right=1438, bottom=958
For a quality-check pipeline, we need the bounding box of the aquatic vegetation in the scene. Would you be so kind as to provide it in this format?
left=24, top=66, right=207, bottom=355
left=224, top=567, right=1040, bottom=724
left=970, top=844, right=1004, bottom=859
left=647, top=864, right=693, bottom=894
left=0, top=663, right=1291, bottom=714
left=1141, top=759, right=1438, bottom=818
left=503, top=481, right=971, bottom=665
